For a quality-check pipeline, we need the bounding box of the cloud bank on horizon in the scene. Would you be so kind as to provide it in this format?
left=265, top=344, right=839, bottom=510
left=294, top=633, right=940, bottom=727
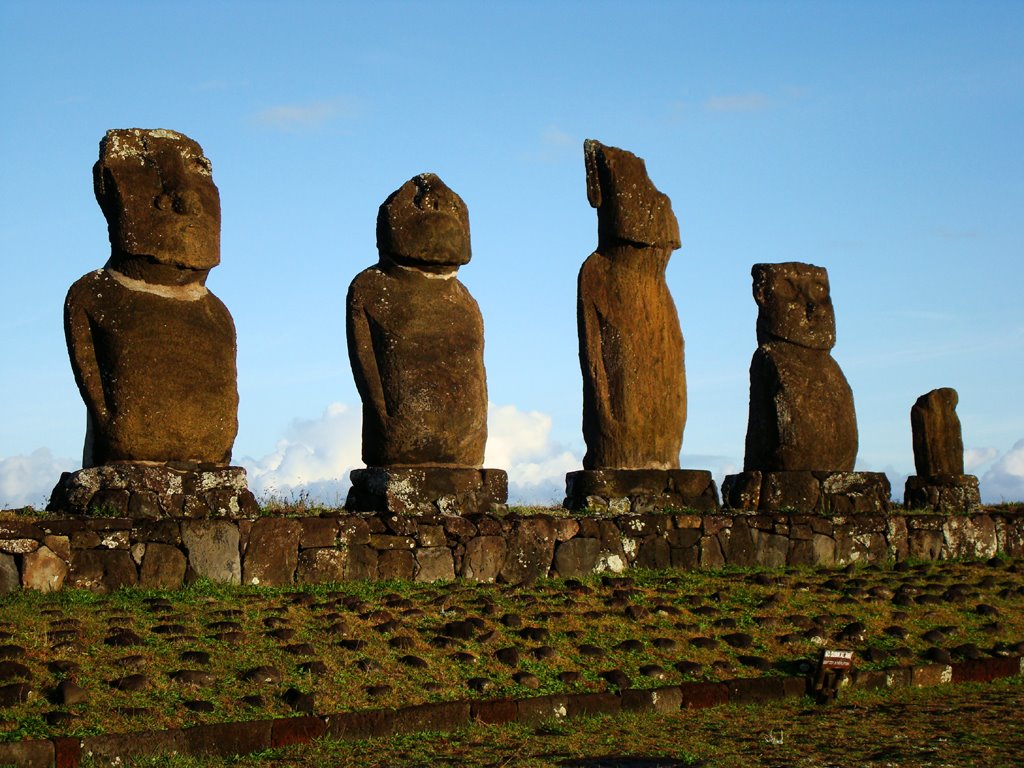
left=3, top=416, right=1023, bottom=510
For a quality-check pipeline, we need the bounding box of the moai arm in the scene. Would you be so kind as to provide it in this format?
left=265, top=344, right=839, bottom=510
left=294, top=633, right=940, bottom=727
left=64, top=278, right=109, bottom=451
left=578, top=265, right=615, bottom=425
left=346, top=275, right=389, bottom=441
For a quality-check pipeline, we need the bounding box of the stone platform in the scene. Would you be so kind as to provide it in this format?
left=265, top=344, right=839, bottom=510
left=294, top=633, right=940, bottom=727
left=563, top=469, right=720, bottom=513
left=722, top=471, right=891, bottom=514
left=345, top=467, right=508, bottom=515
left=905, top=474, right=981, bottom=512
left=46, top=463, right=259, bottom=519
left=3, top=507, right=1022, bottom=593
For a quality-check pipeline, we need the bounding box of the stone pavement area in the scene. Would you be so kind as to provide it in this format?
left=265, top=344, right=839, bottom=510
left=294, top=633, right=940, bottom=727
left=0, top=558, right=1022, bottom=762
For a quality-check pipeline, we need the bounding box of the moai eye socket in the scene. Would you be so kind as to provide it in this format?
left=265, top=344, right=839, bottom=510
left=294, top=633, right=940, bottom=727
left=173, top=189, right=202, bottom=215
left=154, top=193, right=174, bottom=211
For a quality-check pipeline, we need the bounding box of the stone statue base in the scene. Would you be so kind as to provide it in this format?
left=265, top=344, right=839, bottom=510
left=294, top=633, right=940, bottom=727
left=722, top=470, right=891, bottom=514
left=905, top=474, right=980, bottom=512
left=345, top=467, right=508, bottom=515
left=47, top=463, right=259, bottom=519
left=563, top=469, right=720, bottom=514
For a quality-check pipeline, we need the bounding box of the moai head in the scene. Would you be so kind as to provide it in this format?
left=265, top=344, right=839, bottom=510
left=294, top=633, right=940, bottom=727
left=94, top=129, right=220, bottom=280
left=376, top=173, right=470, bottom=272
left=584, top=139, right=680, bottom=251
left=752, top=262, right=836, bottom=350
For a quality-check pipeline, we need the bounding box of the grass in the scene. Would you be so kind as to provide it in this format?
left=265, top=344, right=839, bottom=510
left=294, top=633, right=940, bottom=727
left=0, top=557, right=1022, bottom=751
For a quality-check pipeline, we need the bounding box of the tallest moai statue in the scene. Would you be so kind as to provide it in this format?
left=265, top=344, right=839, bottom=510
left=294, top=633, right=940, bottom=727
left=48, top=129, right=257, bottom=518
left=564, top=140, right=719, bottom=513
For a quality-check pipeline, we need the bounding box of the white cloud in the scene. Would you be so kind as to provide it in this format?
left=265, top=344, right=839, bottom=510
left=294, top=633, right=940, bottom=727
left=251, top=100, right=357, bottom=132
left=240, top=401, right=581, bottom=508
left=485, top=403, right=580, bottom=506
left=965, top=446, right=999, bottom=472
left=981, top=438, right=1024, bottom=503
left=239, top=402, right=362, bottom=506
left=0, top=448, right=78, bottom=509
left=704, top=92, right=770, bottom=113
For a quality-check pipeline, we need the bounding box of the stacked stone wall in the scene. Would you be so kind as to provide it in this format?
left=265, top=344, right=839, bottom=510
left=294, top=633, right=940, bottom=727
left=1, top=510, right=1021, bottom=593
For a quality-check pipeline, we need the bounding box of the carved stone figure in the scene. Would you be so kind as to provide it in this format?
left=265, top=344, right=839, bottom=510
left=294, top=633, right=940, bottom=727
left=345, top=173, right=506, bottom=514
left=49, top=129, right=255, bottom=518
left=723, top=263, right=889, bottom=513
left=744, top=262, right=857, bottom=472
left=565, top=141, right=718, bottom=513
left=905, top=388, right=979, bottom=511
left=911, top=388, right=965, bottom=475
left=577, top=139, right=684, bottom=470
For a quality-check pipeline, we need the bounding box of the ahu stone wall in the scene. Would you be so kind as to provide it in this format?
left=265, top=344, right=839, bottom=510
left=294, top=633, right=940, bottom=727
left=1, top=510, right=1022, bottom=594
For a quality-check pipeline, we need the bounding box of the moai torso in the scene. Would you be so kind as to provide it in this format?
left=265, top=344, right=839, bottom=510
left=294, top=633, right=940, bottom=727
left=66, top=129, right=238, bottom=467
left=578, top=140, right=685, bottom=470
left=911, top=388, right=964, bottom=475
left=743, top=262, right=857, bottom=472
left=347, top=174, right=487, bottom=467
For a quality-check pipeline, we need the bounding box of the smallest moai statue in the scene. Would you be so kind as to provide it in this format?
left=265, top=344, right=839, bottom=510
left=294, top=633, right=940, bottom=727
left=904, top=388, right=980, bottom=511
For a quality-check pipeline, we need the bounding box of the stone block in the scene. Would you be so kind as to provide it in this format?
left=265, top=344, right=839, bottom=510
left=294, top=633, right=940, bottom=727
left=0, top=740, right=54, bottom=768
left=324, top=709, right=396, bottom=740
left=43, top=534, right=71, bottom=561
left=635, top=537, right=671, bottom=569
left=678, top=681, right=729, bottom=709
left=565, top=691, right=620, bottom=718
left=699, top=535, right=725, bottom=568
left=470, top=698, right=518, bottom=725
left=243, top=518, right=301, bottom=586
left=417, top=524, right=447, bottom=548
left=499, top=518, right=554, bottom=584
left=820, top=472, right=891, bottom=514
left=620, top=686, right=683, bottom=713
left=181, top=520, right=240, bottom=584
left=761, top=471, right=820, bottom=512
left=905, top=474, right=980, bottom=513
left=184, top=720, right=273, bottom=757
left=346, top=467, right=507, bottom=515
left=297, top=548, right=348, bottom=584
left=415, top=547, right=455, bottom=582
left=0, top=554, right=18, bottom=593
left=344, top=545, right=378, bottom=580
left=270, top=716, right=327, bottom=748
left=721, top=471, right=761, bottom=511
left=516, top=694, right=569, bottom=724
left=462, top=536, right=506, bottom=582
left=391, top=701, right=470, bottom=734
left=553, top=537, right=600, bottom=578
left=22, top=545, right=68, bottom=592
left=752, top=529, right=788, bottom=567
left=908, top=529, right=943, bottom=561
left=69, top=549, right=137, bottom=592
left=299, top=518, right=338, bottom=548
left=378, top=549, right=415, bottom=580
left=139, top=543, right=186, bottom=589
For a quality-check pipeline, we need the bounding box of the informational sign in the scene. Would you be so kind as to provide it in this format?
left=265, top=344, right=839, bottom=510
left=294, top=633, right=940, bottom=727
left=820, top=650, right=854, bottom=670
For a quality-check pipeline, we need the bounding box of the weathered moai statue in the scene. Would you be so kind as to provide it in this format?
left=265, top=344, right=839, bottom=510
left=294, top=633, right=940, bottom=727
left=345, top=173, right=507, bottom=515
left=564, top=140, right=719, bottom=513
left=904, top=388, right=980, bottom=511
left=48, top=129, right=257, bottom=519
left=722, top=263, right=890, bottom=513
left=744, top=262, right=857, bottom=472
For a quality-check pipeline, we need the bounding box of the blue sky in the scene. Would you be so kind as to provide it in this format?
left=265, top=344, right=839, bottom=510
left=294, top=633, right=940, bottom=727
left=1, top=1, right=1022, bottom=507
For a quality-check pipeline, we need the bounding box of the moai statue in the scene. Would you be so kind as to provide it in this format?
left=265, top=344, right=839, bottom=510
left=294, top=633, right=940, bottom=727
left=48, top=129, right=257, bottom=519
left=564, top=140, right=719, bottom=513
left=905, top=388, right=980, bottom=511
left=744, top=262, right=857, bottom=472
left=345, top=173, right=507, bottom=514
left=722, top=263, right=890, bottom=513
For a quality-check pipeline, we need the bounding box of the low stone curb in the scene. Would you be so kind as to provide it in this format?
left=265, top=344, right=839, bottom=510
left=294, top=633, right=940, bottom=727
left=1, top=656, right=1020, bottom=767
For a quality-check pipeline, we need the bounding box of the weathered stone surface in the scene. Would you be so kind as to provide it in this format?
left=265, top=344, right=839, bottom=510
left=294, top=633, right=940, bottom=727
left=911, top=388, right=965, bottom=475
left=578, top=140, right=684, bottom=471
left=347, top=467, right=507, bottom=515
left=181, top=520, right=240, bottom=584
left=242, top=518, right=301, bottom=586
left=761, top=471, right=820, bottom=512
left=820, top=472, right=891, bottom=514
left=414, top=547, right=455, bottom=582
left=347, top=172, right=488, bottom=471
left=564, top=469, right=719, bottom=513
left=296, top=548, right=347, bottom=583
left=21, top=546, right=67, bottom=592
left=462, top=536, right=506, bottom=582
left=139, top=542, right=186, bottom=589
left=554, top=537, right=601, bottom=578
left=744, top=262, right=857, bottom=472
left=47, top=464, right=257, bottom=518
left=499, top=518, right=555, bottom=584
left=377, top=549, right=414, bottom=580
left=69, top=549, right=137, bottom=592
left=905, top=474, right=980, bottom=513
left=722, top=470, right=888, bottom=513
left=64, top=128, right=237, bottom=469
left=0, top=554, right=18, bottom=593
